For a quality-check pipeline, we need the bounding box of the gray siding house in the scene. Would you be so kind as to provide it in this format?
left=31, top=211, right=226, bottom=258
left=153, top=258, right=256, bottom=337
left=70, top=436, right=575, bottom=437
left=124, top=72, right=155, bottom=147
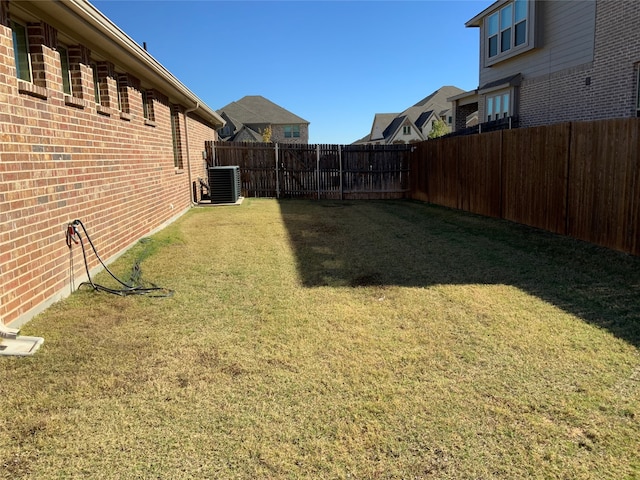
left=217, top=95, right=309, bottom=144
left=451, top=0, right=640, bottom=131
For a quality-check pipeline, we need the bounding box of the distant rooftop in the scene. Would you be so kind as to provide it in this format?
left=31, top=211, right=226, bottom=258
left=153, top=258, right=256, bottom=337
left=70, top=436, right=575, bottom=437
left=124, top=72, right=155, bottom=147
left=217, top=95, right=309, bottom=125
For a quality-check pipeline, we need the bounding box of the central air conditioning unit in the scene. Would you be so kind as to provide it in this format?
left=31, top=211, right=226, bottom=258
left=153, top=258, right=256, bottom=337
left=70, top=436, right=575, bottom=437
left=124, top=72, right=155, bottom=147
left=208, top=166, right=241, bottom=204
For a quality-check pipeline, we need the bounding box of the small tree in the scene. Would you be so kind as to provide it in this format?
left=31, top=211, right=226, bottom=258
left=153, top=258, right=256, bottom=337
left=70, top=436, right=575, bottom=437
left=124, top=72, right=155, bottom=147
left=261, top=125, right=272, bottom=143
left=428, top=119, right=448, bottom=139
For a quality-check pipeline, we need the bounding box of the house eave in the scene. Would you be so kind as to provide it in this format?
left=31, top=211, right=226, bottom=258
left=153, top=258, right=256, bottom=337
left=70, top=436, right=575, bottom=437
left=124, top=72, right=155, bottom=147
left=16, top=0, right=225, bottom=128
left=448, top=89, right=479, bottom=107
left=478, top=74, right=522, bottom=94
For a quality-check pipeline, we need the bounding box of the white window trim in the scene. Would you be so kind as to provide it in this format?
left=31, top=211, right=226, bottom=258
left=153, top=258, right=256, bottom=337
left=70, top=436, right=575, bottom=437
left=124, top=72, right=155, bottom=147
left=486, top=90, right=511, bottom=122
left=483, top=0, right=536, bottom=67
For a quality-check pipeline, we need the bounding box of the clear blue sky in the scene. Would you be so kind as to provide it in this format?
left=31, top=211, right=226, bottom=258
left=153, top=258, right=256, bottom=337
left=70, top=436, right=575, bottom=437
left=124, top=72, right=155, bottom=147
left=91, top=0, right=488, bottom=144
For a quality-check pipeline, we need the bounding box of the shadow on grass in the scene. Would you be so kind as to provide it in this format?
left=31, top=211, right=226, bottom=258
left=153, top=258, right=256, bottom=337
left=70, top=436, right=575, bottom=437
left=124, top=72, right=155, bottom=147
left=278, top=199, right=640, bottom=348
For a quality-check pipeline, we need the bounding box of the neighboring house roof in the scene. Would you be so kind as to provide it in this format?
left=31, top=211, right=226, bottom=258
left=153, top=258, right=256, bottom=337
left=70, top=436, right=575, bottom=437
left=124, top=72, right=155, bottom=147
left=415, top=110, right=435, bottom=130
left=370, top=113, right=399, bottom=141
left=355, top=86, right=464, bottom=144
left=220, top=112, right=243, bottom=132
left=218, top=95, right=309, bottom=126
left=28, top=0, right=225, bottom=127
left=232, top=125, right=264, bottom=142
left=218, top=112, right=247, bottom=140
left=382, top=115, right=408, bottom=140
left=352, top=133, right=373, bottom=144
left=408, top=86, right=465, bottom=112
left=217, top=95, right=308, bottom=141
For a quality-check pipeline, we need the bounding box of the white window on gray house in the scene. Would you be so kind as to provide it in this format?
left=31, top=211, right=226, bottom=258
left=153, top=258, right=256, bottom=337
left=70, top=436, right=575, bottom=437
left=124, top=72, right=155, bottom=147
left=487, top=0, right=528, bottom=59
left=403, top=125, right=411, bottom=135
left=57, top=45, right=72, bottom=94
left=284, top=125, right=300, bottom=138
left=486, top=91, right=510, bottom=121
left=10, top=20, right=32, bottom=82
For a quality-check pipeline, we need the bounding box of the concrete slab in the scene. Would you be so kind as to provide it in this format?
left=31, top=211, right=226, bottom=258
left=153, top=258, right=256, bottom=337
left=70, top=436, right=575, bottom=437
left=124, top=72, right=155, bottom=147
left=0, top=336, right=44, bottom=356
left=197, top=196, right=245, bottom=207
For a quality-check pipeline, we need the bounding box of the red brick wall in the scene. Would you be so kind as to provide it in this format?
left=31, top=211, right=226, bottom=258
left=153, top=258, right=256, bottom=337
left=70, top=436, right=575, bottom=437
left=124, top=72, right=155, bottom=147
left=0, top=23, right=215, bottom=326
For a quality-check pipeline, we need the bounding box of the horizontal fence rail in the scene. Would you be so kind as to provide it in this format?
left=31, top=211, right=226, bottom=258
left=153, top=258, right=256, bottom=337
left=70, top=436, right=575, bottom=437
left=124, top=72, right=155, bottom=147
left=207, top=142, right=412, bottom=200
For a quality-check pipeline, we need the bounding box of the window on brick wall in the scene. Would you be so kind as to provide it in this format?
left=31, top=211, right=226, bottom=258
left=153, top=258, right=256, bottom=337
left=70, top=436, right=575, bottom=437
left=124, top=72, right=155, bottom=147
left=57, top=45, right=72, bottom=94
left=485, top=0, right=532, bottom=65
left=171, top=106, right=183, bottom=169
left=90, top=62, right=100, bottom=104
left=284, top=125, right=300, bottom=138
left=141, top=89, right=155, bottom=121
left=117, top=74, right=130, bottom=113
left=142, top=89, right=149, bottom=118
left=10, top=20, right=32, bottom=82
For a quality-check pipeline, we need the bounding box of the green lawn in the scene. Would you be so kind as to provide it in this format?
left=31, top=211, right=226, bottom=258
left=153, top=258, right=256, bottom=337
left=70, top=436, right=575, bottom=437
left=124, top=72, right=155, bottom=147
left=2, top=199, right=639, bottom=479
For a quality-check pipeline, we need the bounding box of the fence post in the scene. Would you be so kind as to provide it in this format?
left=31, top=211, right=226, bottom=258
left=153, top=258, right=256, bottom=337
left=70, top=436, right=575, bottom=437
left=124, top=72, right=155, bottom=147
left=317, top=144, right=321, bottom=200
left=339, top=145, right=343, bottom=201
left=211, top=141, right=216, bottom=167
left=275, top=143, right=280, bottom=199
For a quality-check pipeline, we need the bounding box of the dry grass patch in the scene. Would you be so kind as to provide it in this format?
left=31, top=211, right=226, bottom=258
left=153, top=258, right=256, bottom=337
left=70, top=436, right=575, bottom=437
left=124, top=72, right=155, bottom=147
left=1, top=199, right=639, bottom=479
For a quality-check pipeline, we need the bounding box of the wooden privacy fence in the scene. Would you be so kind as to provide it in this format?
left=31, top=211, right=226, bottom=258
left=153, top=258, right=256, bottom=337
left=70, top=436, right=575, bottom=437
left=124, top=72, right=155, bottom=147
left=206, top=142, right=412, bottom=200
left=206, top=118, right=639, bottom=255
left=411, top=118, right=640, bottom=256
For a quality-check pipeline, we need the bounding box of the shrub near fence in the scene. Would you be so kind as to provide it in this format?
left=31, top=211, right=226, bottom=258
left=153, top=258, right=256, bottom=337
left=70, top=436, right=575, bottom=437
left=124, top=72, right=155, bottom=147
left=208, top=142, right=412, bottom=200
left=412, top=118, right=640, bottom=256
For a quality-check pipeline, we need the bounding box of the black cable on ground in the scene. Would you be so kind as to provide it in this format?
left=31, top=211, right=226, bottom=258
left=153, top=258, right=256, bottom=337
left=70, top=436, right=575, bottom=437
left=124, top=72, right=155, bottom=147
left=66, top=219, right=173, bottom=297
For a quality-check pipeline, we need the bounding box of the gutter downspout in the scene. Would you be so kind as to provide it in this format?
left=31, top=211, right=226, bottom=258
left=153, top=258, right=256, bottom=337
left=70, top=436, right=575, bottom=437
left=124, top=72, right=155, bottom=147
left=184, top=102, right=199, bottom=205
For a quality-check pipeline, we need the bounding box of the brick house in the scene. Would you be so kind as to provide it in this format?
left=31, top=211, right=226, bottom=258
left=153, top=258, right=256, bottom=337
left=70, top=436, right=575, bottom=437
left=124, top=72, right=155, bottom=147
left=0, top=0, right=225, bottom=328
left=450, top=0, right=640, bottom=132
left=217, top=95, right=310, bottom=144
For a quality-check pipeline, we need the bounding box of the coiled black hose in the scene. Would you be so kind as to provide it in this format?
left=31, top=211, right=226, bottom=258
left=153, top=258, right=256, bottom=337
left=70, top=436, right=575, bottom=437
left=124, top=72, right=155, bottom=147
left=66, top=219, right=173, bottom=297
